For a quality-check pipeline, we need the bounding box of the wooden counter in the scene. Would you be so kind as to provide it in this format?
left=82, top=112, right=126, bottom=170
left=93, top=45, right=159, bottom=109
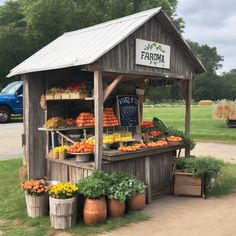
left=47, top=144, right=186, bottom=203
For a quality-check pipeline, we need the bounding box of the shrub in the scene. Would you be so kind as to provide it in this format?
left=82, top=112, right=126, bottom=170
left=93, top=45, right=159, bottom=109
left=77, top=170, right=110, bottom=199
left=176, top=156, right=224, bottom=181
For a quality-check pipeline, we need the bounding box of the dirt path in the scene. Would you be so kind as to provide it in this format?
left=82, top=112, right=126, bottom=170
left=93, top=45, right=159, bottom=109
left=101, top=142, right=236, bottom=236
left=192, top=142, right=236, bottom=163
left=102, top=193, right=236, bottom=236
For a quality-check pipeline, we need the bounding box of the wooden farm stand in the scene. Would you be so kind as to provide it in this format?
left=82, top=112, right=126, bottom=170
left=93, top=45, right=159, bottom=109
left=7, top=8, right=205, bottom=203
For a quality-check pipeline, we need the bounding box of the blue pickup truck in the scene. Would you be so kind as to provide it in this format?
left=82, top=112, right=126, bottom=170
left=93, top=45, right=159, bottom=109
left=0, top=81, right=23, bottom=123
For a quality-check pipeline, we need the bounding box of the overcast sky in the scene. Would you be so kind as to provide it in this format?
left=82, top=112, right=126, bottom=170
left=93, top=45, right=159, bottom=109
left=177, top=0, right=236, bottom=74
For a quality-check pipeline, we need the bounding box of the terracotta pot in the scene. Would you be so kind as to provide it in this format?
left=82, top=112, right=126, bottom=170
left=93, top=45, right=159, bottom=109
left=127, top=193, right=146, bottom=211
left=107, top=199, right=125, bottom=217
left=83, top=197, right=107, bottom=226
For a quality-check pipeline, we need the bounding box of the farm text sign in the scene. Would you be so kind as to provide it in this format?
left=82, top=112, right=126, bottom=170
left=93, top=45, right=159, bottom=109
left=135, top=39, right=170, bottom=69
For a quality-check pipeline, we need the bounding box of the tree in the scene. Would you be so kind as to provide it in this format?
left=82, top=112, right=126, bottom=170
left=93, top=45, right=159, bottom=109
left=220, top=69, right=236, bottom=100
left=0, top=0, right=183, bottom=88
left=186, top=41, right=225, bottom=101
left=187, top=40, right=223, bottom=74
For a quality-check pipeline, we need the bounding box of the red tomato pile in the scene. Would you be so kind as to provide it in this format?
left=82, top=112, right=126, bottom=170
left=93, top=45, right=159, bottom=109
left=149, top=130, right=161, bottom=137
left=141, top=121, right=154, bottom=128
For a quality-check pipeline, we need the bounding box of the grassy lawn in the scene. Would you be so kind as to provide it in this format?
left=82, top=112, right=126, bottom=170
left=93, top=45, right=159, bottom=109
left=0, top=159, right=148, bottom=236
left=1, top=158, right=236, bottom=235
left=143, top=105, right=236, bottom=143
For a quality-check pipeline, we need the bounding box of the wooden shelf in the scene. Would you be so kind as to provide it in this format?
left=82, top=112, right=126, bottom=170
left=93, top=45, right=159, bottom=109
left=38, top=125, right=119, bottom=132
left=38, top=126, right=94, bottom=131
left=103, top=143, right=186, bottom=162
left=46, top=97, right=94, bottom=101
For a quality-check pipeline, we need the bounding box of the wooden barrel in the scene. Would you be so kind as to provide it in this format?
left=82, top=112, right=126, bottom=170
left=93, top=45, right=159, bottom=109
left=25, top=192, right=49, bottom=217
left=49, top=196, right=78, bottom=229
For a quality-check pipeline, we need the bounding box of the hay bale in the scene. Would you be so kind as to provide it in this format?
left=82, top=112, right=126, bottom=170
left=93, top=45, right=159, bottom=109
left=213, top=100, right=236, bottom=119
left=198, top=100, right=214, bottom=105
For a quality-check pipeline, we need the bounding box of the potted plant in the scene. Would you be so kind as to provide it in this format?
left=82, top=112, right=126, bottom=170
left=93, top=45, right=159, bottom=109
left=125, top=176, right=146, bottom=211
left=175, top=157, right=224, bottom=197
left=107, top=171, right=129, bottom=217
left=48, top=182, right=79, bottom=229
left=78, top=170, right=109, bottom=226
left=21, top=178, right=49, bottom=217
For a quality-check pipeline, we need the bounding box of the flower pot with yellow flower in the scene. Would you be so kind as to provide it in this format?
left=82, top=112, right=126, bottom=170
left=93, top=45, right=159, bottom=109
left=48, top=182, right=79, bottom=229
left=21, top=178, right=49, bottom=217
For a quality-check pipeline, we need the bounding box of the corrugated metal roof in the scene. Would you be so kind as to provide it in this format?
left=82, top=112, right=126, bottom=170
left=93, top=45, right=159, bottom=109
left=7, top=7, right=162, bottom=77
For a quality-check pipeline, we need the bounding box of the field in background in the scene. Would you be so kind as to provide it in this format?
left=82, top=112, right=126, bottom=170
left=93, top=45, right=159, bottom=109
left=143, top=105, right=236, bottom=143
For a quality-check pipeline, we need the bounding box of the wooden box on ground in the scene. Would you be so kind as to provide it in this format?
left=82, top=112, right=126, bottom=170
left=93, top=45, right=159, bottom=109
left=174, top=171, right=204, bottom=197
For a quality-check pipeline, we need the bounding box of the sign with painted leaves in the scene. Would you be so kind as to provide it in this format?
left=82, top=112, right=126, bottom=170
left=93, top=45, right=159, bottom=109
left=135, top=38, right=170, bottom=69
left=117, top=95, right=139, bottom=127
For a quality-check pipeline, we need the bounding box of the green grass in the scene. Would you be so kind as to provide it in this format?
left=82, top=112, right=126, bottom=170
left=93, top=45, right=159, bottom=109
left=0, top=159, right=149, bottom=236
left=143, top=105, right=236, bottom=143
left=209, top=163, right=236, bottom=197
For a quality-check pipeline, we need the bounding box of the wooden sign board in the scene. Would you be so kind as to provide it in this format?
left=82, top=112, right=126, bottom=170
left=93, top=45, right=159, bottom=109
left=136, top=38, right=170, bottom=69
left=117, top=95, right=140, bottom=127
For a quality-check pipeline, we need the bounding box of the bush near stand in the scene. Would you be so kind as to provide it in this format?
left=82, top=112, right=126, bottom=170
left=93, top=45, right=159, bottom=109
left=174, top=156, right=224, bottom=198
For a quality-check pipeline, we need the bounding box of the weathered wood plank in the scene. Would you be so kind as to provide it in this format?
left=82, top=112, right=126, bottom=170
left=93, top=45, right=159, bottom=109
left=104, top=75, right=123, bottom=101
left=145, top=157, right=152, bottom=204
left=24, top=73, right=47, bottom=179
left=97, top=17, right=194, bottom=79
left=94, top=71, right=103, bottom=169
left=185, top=78, right=192, bottom=157
left=174, top=185, right=202, bottom=196
left=175, top=174, right=201, bottom=186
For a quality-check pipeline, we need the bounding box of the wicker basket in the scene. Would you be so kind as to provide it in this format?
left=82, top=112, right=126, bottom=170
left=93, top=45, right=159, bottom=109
left=25, top=192, right=49, bottom=217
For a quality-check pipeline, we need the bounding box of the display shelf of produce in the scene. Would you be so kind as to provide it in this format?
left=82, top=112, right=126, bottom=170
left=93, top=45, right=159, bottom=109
left=38, top=126, right=95, bottom=131
left=103, top=143, right=186, bottom=162
left=45, top=97, right=94, bottom=101
left=38, top=125, right=121, bottom=132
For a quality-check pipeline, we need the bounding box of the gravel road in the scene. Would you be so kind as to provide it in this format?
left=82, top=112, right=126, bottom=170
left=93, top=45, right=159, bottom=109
left=0, top=122, right=23, bottom=160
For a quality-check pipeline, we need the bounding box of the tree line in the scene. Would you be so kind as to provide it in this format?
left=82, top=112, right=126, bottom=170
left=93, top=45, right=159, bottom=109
left=0, top=0, right=235, bottom=101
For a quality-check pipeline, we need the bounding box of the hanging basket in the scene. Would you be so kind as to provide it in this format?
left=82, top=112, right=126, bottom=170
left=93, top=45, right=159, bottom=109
left=49, top=196, right=78, bottom=229
left=25, top=192, right=49, bottom=217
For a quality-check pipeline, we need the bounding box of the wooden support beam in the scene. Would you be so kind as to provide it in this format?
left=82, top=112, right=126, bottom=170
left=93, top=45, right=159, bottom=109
left=185, top=78, right=192, bottom=157
left=103, top=75, right=123, bottom=101
left=94, top=71, right=103, bottom=169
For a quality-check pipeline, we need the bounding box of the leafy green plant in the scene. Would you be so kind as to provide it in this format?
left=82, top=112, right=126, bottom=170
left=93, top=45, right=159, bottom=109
left=77, top=170, right=109, bottom=199
left=107, top=171, right=130, bottom=202
left=123, top=176, right=146, bottom=199
left=176, top=156, right=224, bottom=180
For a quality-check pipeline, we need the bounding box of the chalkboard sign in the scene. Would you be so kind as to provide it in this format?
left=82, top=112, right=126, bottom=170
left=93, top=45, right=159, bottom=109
left=117, top=95, right=139, bottom=127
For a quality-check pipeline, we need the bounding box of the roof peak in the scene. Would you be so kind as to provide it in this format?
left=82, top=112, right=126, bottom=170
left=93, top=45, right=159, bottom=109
left=64, top=7, right=162, bottom=36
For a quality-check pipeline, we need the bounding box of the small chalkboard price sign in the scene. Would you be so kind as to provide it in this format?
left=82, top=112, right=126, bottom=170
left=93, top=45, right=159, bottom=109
left=117, top=95, right=140, bottom=127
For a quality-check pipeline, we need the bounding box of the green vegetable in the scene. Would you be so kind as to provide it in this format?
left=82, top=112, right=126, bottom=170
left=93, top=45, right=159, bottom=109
left=77, top=170, right=109, bottom=199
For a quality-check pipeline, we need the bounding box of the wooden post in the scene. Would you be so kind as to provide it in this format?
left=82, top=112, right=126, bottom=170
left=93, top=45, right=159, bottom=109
left=94, top=71, right=103, bottom=169
left=22, top=75, right=29, bottom=173
left=185, top=78, right=192, bottom=157
left=145, top=157, right=152, bottom=204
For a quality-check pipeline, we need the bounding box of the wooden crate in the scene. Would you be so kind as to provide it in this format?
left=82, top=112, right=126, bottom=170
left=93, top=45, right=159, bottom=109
left=174, top=171, right=204, bottom=197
